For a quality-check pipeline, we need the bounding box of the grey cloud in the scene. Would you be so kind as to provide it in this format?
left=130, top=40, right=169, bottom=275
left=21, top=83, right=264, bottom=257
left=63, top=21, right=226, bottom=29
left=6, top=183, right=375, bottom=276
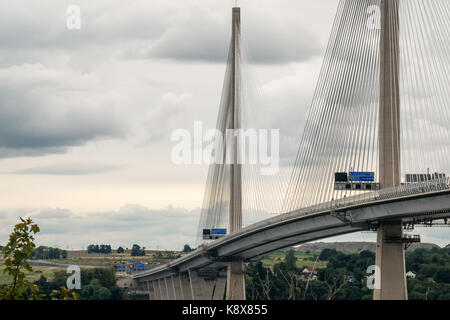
left=0, top=65, right=126, bottom=157
left=147, top=6, right=322, bottom=64
left=30, top=208, right=73, bottom=219
left=0, top=204, right=201, bottom=249
left=10, top=162, right=125, bottom=175
left=0, top=146, right=68, bottom=159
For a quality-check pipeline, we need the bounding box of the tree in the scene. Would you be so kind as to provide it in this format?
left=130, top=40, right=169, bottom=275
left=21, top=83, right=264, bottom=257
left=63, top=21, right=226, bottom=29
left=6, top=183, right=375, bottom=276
left=434, top=267, right=450, bottom=284
left=285, top=250, right=297, bottom=271
left=50, top=287, right=79, bottom=300
left=319, top=248, right=337, bottom=261
left=32, top=246, right=62, bottom=260
left=0, top=218, right=77, bottom=300
left=131, top=244, right=145, bottom=257
left=117, top=247, right=125, bottom=254
left=87, top=244, right=112, bottom=254
left=0, top=218, right=41, bottom=300
left=183, top=244, right=193, bottom=253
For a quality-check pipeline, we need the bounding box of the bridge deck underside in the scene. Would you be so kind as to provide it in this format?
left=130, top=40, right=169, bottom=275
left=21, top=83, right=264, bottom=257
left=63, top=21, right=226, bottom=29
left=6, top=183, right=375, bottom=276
left=134, top=191, right=450, bottom=282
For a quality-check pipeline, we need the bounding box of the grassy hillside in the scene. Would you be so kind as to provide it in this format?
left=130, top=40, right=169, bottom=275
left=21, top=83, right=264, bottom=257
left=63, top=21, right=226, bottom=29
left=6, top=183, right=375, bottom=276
left=261, top=251, right=327, bottom=270
left=0, top=264, right=64, bottom=285
left=294, top=242, right=441, bottom=253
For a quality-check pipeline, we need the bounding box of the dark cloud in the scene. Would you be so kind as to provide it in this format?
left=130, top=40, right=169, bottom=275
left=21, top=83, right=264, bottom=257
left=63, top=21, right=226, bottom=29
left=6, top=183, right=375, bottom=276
left=0, top=65, right=126, bottom=157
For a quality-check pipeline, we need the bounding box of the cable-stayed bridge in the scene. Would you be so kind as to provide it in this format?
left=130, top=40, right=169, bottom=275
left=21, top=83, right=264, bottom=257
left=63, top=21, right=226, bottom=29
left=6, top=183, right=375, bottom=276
left=133, top=0, right=450, bottom=300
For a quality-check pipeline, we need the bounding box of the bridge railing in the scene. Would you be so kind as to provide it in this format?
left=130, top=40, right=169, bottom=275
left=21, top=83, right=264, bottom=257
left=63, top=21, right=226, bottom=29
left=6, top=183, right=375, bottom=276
left=285, top=177, right=450, bottom=219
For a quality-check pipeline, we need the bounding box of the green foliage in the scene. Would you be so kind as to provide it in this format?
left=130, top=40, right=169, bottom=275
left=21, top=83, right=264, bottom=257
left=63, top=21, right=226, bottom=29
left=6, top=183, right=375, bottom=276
left=32, top=246, right=66, bottom=260
left=285, top=250, right=297, bottom=270
left=0, top=218, right=78, bottom=300
left=87, top=244, right=112, bottom=254
left=131, top=244, right=145, bottom=256
left=78, top=269, right=123, bottom=300
left=246, top=247, right=450, bottom=300
left=34, top=268, right=123, bottom=300
left=50, top=287, right=80, bottom=300
left=0, top=218, right=41, bottom=300
left=182, top=244, right=193, bottom=253
left=318, top=248, right=338, bottom=261
left=117, top=246, right=125, bottom=254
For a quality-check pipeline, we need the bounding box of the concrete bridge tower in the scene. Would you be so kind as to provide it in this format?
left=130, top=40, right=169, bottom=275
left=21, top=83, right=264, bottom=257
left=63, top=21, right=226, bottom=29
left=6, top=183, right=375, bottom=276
left=226, top=6, right=246, bottom=300
left=375, top=0, right=408, bottom=300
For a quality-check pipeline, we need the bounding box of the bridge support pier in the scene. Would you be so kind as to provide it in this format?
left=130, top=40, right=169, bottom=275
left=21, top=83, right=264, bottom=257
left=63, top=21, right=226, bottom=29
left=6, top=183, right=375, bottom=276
left=147, top=281, right=156, bottom=300
left=159, top=278, right=167, bottom=300
left=226, top=261, right=246, bottom=300
left=188, top=269, right=214, bottom=300
left=179, top=272, right=193, bottom=299
left=375, top=0, right=407, bottom=300
left=374, top=221, right=408, bottom=300
left=172, top=275, right=182, bottom=300
left=166, top=277, right=175, bottom=300
left=153, top=280, right=162, bottom=300
left=213, top=272, right=227, bottom=300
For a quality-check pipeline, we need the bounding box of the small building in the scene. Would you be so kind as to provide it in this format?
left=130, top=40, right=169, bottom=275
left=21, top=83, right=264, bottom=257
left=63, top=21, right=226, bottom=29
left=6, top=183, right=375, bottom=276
left=299, top=268, right=318, bottom=281
left=344, top=275, right=354, bottom=282
left=116, top=274, right=134, bottom=288
left=406, top=271, right=416, bottom=279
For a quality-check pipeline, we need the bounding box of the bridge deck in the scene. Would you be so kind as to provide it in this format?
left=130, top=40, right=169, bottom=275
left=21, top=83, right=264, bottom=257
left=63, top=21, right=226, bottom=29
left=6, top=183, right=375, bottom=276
left=134, top=180, right=450, bottom=281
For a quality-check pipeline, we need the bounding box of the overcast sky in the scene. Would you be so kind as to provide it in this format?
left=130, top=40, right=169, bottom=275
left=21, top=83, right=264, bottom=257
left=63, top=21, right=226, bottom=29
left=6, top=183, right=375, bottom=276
left=0, top=0, right=448, bottom=250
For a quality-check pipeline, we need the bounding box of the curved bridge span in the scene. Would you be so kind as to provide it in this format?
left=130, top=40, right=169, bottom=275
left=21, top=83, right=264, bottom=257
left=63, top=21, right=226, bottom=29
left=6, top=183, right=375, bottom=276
left=132, top=180, right=450, bottom=299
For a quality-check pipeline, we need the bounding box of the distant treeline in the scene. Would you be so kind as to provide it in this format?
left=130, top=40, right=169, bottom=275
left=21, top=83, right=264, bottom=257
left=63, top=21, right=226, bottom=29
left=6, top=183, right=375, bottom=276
left=34, top=267, right=123, bottom=300
left=87, top=244, right=112, bottom=254
left=32, top=246, right=67, bottom=260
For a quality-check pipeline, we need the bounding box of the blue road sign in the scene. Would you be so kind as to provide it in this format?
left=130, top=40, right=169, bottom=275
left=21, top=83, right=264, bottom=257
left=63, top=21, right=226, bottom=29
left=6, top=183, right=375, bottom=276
left=349, top=171, right=375, bottom=182
left=211, top=228, right=227, bottom=235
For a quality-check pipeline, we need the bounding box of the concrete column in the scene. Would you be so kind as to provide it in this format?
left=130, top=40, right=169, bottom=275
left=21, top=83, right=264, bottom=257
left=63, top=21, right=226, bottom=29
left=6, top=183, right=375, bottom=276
left=163, top=277, right=173, bottom=300
left=153, top=280, right=162, bottom=300
left=203, top=279, right=215, bottom=300
left=226, top=261, right=246, bottom=300
left=166, top=276, right=175, bottom=300
left=213, top=273, right=227, bottom=300
left=227, top=5, right=246, bottom=302
left=159, top=278, right=168, bottom=300
left=374, top=221, right=407, bottom=300
left=188, top=269, right=203, bottom=300
left=149, top=281, right=157, bottom=300
left=188, top=269, right=214, bottom=300
left=172, top=275, right=182, bottom=300
left=180, top=272, right=193, bottom=300
left=146, top=281, right=153, bottom=300
left=375, top=0, right=407, bottom=300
